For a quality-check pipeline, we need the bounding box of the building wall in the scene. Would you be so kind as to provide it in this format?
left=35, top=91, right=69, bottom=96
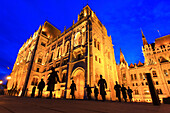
left=7, top=5, right=118, bottom=100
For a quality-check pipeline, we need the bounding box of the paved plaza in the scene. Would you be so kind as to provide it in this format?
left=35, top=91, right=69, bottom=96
left=0, top=95, right=169, bottom=113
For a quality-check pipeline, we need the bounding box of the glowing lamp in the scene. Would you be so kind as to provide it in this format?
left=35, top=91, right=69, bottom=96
left=7, top=76, right=11, bottom=80
left=0, top=80, right=3, bottom=84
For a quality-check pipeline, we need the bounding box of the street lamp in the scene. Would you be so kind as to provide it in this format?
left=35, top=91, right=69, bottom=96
left=0, top=80, right=3, bottom=85
left=6, top=76, right=11, bottom=80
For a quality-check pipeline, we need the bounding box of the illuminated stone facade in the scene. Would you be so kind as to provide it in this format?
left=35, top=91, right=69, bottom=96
left=117, top=31, right=170, bottom=103
left=7, top=5, right=118, bottom=100
left=7, top=5, right=170, bottom=102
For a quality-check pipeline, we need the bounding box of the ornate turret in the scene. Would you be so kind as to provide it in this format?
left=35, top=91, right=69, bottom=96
left=120, top=49, right=126, bottom=64
left=141, top=29, right=148, bottom=46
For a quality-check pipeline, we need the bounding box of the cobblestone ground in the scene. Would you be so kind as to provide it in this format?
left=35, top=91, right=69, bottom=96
left=0, top=95, right=170, bottom=113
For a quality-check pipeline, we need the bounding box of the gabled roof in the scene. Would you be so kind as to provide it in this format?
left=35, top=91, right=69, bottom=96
left=155, top=34, right=170, bottom=47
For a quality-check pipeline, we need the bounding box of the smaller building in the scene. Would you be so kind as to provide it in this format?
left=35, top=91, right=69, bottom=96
left=117, top=30, right=170, bottom=103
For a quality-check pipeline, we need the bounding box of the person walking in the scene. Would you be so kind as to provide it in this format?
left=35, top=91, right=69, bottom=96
left=98, top=75, right=107, bottom=101
left=47, top=67, right=60, bottom=99
left=127, top=86, right=133, bottom=102
left=38, top=79, right=45, bottom=98
left=87, top=85, right=92, bottom=100
left=94, top=85, right=99, bottom=100
left=114, top=81, right=121, bottom=102
left=70, top=80, right=76, bottom=99
left=121, top=84, right=127, bottom=102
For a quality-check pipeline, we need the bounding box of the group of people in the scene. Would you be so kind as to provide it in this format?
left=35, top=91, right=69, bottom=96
left=114, top=81, right=133, bottom=102
left=31, top=67, right=133, bottom=102
left=69, top=74, right=107, bottom=101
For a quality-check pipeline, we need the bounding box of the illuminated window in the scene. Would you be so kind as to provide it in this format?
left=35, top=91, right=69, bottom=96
left=131, top=74, right=133, bottom=80
left=94, top=39, right=96, bottom=47
left=152, top=71, right=157, bottom=77
left=144, top=90, right=149, bottom=95
left=78, top=36, right=82, bottom=45
left=140, top=73, right=143, bottom=79
left=99, top=58, right=101, bottom=63
left=97, top=42, right=100, bottom=50
left=134, top=89, right=139, bottom=95
left=122, top=74, right=126, bottom=81
left=95, top=56, right=97, bottom=61
left=164, top=70, right=168, bottom=76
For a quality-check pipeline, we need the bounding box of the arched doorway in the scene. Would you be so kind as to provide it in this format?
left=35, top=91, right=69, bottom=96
left=71, top=67, right=85, bottom=99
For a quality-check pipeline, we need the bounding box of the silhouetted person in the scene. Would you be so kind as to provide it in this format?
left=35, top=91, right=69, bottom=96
left=127, top=86, right=133, bottom=102
left=47, top=67, right=60, bottom=99
left=70, top=80, right=76, bottom=99
left=94, top=85, right=99, bottom=100
left=87, top=85, right=92, bottom=100
left=38, top=79, right=45, bottom=98
left=121, top=84, right=127, bottom=102
left=98, top=75, right=107, bottom=101
left=114, top=81, right=121, bottom=102
left=25, top=88, right=28, bottom=97
left=31, top=86, right=36, bottom=98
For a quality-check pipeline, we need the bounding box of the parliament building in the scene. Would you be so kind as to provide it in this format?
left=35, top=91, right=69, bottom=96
left=7, top=5, right=170, bottom=102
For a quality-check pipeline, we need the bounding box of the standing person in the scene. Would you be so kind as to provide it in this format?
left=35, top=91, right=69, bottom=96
left=127, top=86, right=133, bottom=102
left=38, top=79, right=45, bottom=98
left=114, top=81, right=121, bottom=102
left=121, top=84, right=127, bottom=102
left=87, top=85, right=92, bottom=100
left=98, top=75, right=107, bottom=101
left=70, top=80, right=76, bottom=99
left=94, top=85, right=99, bottom=100
left=47, top=67, right=60, bottom=99
left=31, top=86, right=36, bottom=98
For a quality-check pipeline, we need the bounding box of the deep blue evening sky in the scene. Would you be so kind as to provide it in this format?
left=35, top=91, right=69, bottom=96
left=0, top=0, right=170, bottom=82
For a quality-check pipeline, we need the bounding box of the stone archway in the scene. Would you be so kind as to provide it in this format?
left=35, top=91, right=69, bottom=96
left=71, top=67, right=85, bottom=99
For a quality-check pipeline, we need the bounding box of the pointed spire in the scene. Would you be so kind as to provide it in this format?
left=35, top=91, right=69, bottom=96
left=141, top=29, right=148, bottom=46
left=73, top=20, right=75, bottom=25
left=64, top=26, right=66, bottom=31
left=137, top=61, right=143, bottom=67
left=129, top=63, right=134, bottom=68
left=120, top=49, right=126, bottom=64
